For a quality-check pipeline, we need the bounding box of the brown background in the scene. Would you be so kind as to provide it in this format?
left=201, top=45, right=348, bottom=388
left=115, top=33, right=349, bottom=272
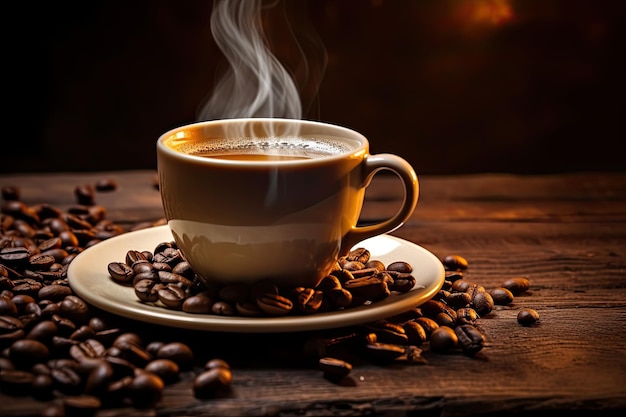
left=3, top=0, right=625, bottom=175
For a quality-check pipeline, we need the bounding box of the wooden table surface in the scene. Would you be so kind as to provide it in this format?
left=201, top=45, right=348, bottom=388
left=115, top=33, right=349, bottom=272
left=1, top=170, right=625, bottom=416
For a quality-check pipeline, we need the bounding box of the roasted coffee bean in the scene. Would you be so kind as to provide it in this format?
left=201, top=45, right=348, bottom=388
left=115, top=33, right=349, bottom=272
left=445, top=270, right=464, bottom=282
left=429, top=326, right=458, bottom=353
left=8, top=338, right=50, bottom=368
left=158, top=284, right=186, bottom=309
left=70, top=338, right=106, bottom=362
left=193, top=367, right=232, bottom=399
left=154, top=247, right=183, bottom=266
left=456, top=307, right=479, bottom=325
left=28, top=254, right=56, bottom=271
left=205, top=358, right=230, bottom=370
left=455, top=324, right=485, bottom=356
left=95, top=178, right=117, bottom=192
left=348, top=267, right=379, bottom=279
left=364, top=342, right=406, bottom=362
left=340, top=260, right=365, bottom=271
left=84, top=360, right=114, bottom=395
left=446, top=291, right=472, bottom=309
left=125, top=250, right=147, bottom=267
left=345, top=247, right=370, bottom=264
left=363, top=321, right=408, bottom=345
left=134, top=279, right=161, bottom=303
left=25, top=320, right=58, bottom=342
left=0, top=297, right=19, bottom=316
left=74, top=184, right=96, bottom=206
left=157, top=271, right=193, bottom=289
left=402, top=321, right=428, bottom=346
left=315, top=275, right=342, bottom=292
left=115, top=341, right=153, bottom=368
left=343, top=275, right=390, bottom=302
left=414, top=317, right=439, bottom=337
left=471, top=291, right=495, bottom=317
left=387, top=272, right=416, bottom=293
left=387, top=261, right=412, bottom=273
left=256, top=293, right=293, bottom=316
left=325, top=287, right=353, bottom=309
left=489, top=287, right=515, bottom=305
left=171, top=261, right=194, bottom=279
left=59, top=295, right=90, bottom=324
left=0, top=247, right=31, bottom=265
left=295, top=288, right=324, bottom=314
left=145, top=358, right=180, bottom=384
left=517, top=307, right=540, bottom=326
left=502, top=277, right=530, bottom=296
left=421, top=299, right=457, bottom=324
left=133, top=270, right=159, bottom=286
left=442, top=254, right=468, bottom=271
left=155, top=342, right=194, bottom=370
left=319, top=357, right=352, bottom=379
left=51, top=314, right=77, bottom=336
left=130, top=369, right=165, bottom=408
left=182, top=292, right=213, bottom=314
left=51, top=366, right=83, bottom=395
left=37, top=284, right=72, bottom=302
left=211, top=301, right=236, bottom=316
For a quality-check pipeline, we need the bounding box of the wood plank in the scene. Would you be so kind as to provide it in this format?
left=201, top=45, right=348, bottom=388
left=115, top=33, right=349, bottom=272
left=1, top=171, right=625, bottom=416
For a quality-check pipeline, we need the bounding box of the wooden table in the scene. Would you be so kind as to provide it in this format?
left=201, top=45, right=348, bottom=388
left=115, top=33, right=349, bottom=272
left=1, top=170, right=625, bottom=416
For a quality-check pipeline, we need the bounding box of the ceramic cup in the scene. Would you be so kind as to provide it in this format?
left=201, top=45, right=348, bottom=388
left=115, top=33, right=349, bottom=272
left=156, top=118, right=418, bottom=289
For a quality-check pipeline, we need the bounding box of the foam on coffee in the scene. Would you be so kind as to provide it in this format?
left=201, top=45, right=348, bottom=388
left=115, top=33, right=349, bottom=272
left=174, top=136, right=354, bottom=160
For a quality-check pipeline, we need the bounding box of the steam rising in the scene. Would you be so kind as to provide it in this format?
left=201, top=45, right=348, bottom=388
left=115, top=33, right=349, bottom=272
left=197, top=0, right=325, bottom=123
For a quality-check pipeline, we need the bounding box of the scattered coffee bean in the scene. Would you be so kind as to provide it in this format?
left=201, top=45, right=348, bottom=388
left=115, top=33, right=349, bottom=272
left=517, top=308, right=540, bottom=326
left=95, top=178, right=118, bottom=192
left=502, top=277, right=530, bottom=296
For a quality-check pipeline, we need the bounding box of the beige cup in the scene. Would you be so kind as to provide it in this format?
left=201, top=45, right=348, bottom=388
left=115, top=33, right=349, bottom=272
left=156, top=118, right=418, bottom=289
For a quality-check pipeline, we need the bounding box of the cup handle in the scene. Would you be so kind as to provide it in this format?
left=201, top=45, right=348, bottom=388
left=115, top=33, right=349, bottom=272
left=340, top=153, right=419, bottom=255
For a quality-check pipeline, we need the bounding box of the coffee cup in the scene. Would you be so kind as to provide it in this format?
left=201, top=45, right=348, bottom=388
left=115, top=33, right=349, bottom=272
left=156, top=118, right=418, bottom=289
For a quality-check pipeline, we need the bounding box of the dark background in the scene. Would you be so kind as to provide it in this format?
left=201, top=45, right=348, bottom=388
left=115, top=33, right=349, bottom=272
left=4, top=0, right=625, bottom=175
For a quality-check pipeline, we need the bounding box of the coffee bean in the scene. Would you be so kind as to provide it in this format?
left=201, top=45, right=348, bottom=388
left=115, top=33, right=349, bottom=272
left=144, top=358, right=180, bottom=384
left=319, top=357, right=352, bottom=379
left=442, top=254, right=468, bottom=271
left=517, top=308, right=540, bottom=326
left=256, top=293, right=293, bottom=316
left=158, top=284, right=186, bottom=309
left=489, top=287, right=515, bottom=305
left=8, top=339, right=50, bottom=368
left=502, top=277, right=530, bottom=296
left=130, top=369, right=165, bottom=408
left=156, top=342, right=194, bottom=370
left=429, top=326, right=458, bottom=353
left=455, top=324, right=485, bottom=356
left=95, top=178, right=117, bottom=192
left=193, top=367, right=232, bottom=399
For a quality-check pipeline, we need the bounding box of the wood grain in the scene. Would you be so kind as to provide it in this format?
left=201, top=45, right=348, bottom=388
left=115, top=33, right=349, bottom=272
left=1, top=171, right=625, bottom=416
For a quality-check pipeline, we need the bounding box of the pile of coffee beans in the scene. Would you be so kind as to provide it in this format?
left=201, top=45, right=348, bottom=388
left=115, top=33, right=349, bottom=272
left=107, top=244, right=418, bottom=318
left=0, top=186, right=232, bottom=415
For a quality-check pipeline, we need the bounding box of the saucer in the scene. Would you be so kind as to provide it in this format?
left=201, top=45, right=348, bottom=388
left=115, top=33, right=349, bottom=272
left=67, top=225, right=444, bottom=333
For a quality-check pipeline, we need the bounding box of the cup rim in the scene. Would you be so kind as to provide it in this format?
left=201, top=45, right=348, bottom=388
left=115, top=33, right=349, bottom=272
left=156, top=117, right=369, bottom=165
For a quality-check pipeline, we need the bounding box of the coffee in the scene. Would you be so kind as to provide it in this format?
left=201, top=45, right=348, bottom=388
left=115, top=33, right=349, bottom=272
left=171, top=136, right=353, bottom=161
left=196, top=153, right=312, bottom=162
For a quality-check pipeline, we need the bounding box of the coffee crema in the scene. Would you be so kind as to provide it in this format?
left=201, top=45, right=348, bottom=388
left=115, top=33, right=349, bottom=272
left=194, top=152, right=313, bottom=161
left=172, top=136, right=353, bottom=161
